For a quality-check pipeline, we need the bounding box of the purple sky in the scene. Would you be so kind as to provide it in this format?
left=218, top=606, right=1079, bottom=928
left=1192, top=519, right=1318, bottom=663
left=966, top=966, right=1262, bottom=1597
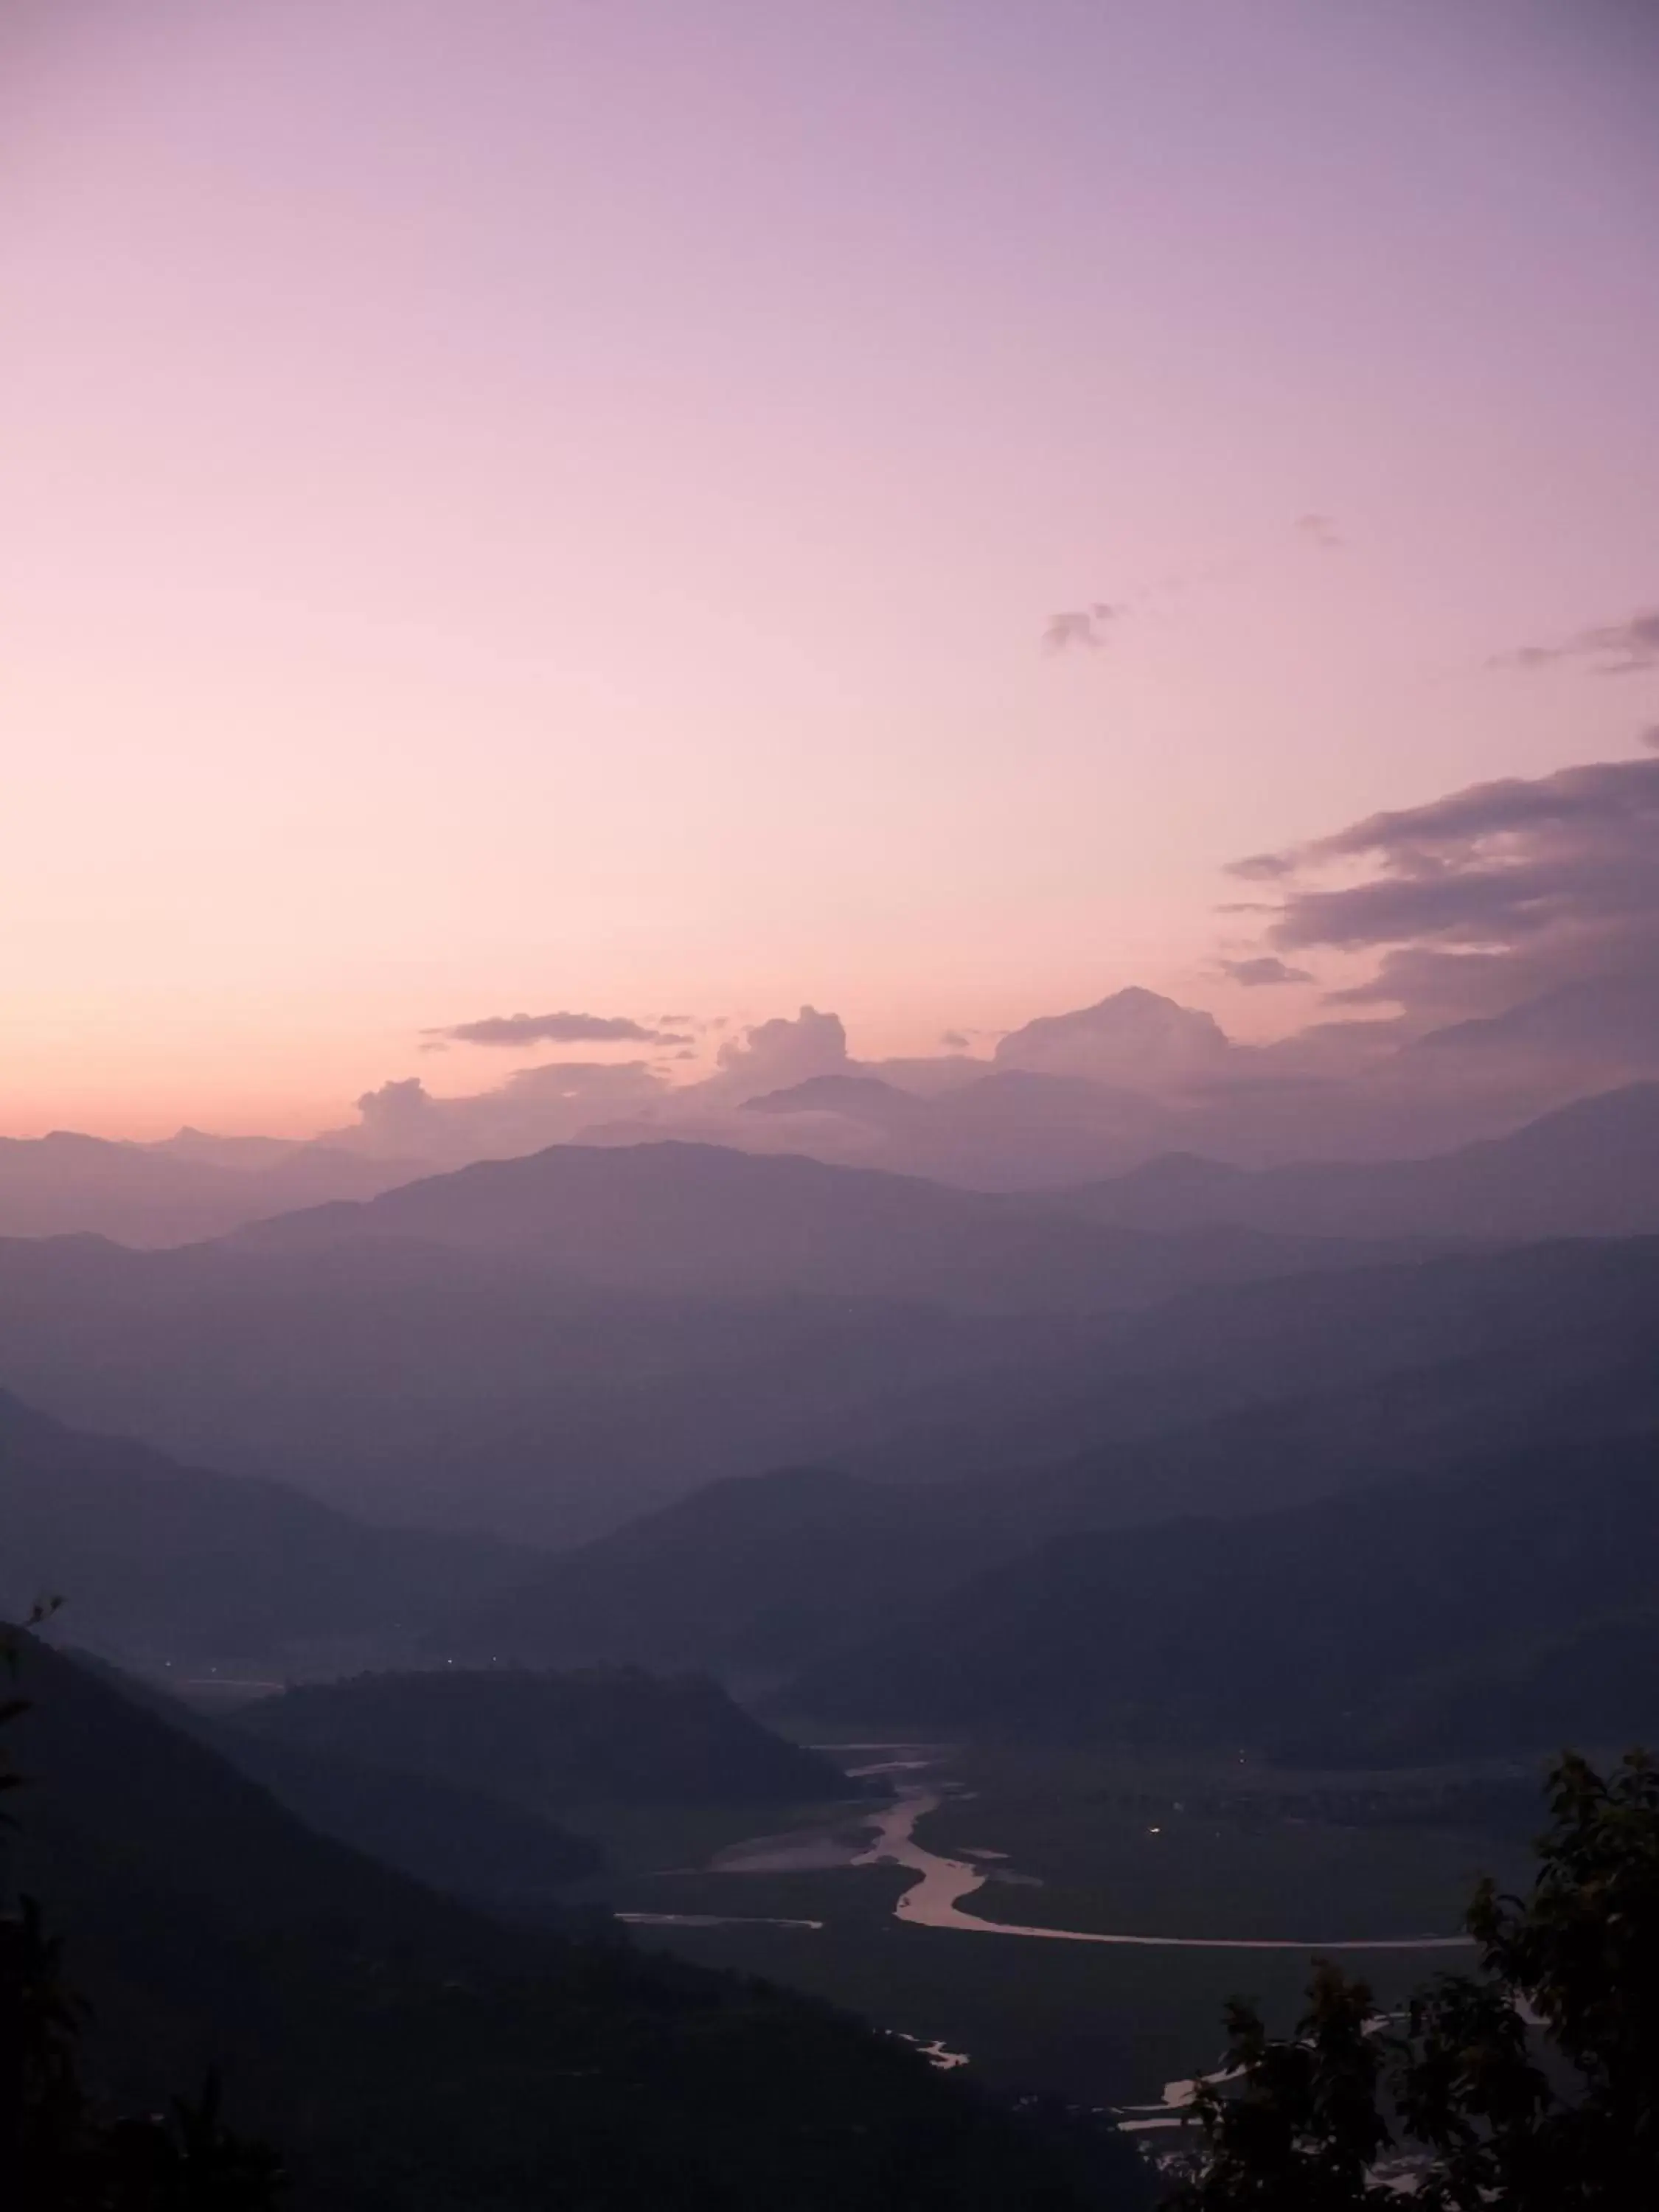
left=4, top=0, right=1657, bottom=1134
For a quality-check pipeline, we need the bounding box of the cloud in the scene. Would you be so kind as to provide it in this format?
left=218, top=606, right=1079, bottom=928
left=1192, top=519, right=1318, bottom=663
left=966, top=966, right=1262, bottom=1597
left=1491, top=605, right=1659, bottom=677
left=1228, top=748, right=1659, bottom=1057
left=325, top=737, right=1659, bottom=1183
left=432, top=1010, right=689, bottom=1048
left=995, top=987, right=1232, bottom=1089
left=1295, top=513, right=1343, bottom=552
left=710, top=1006, right=850, bottom=1098
left=1226, top=851, right=1298, bottom=883
left=335, top=1059, right=670, bottom=1161
left=1043, top=605, right=1117, bottom=653
left=1220, top=956, right=1315, bottom=987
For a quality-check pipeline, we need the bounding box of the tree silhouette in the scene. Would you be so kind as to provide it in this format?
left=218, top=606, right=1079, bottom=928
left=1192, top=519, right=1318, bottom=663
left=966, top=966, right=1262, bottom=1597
left=1173, top=1750, right=1659, bottom=2208
left=1, top=1613, right=285, bottom=2208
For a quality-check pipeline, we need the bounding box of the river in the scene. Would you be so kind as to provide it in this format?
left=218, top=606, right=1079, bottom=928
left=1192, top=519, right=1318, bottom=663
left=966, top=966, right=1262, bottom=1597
left=848, top=1759, right=1474, bottom=1953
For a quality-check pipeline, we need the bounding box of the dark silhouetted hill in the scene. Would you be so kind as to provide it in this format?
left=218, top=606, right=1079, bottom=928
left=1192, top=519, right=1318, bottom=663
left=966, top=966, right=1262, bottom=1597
left=62, top=1653, right=603, bottom=1905
left=229, top=1664, right=850, bottom=1810
left=4, top=1638, right=1104, bottom=2209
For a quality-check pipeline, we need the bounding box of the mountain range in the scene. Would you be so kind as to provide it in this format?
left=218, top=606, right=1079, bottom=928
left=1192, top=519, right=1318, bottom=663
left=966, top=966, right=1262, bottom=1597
left=0, top=1127, right=414, bottom=1245
left=0, top=1137, right=1451, bottom=1544
left=437, top=1240, right=1659, bottom=1694
left=10, top=1070, right=1659, bottom=1248
left=1046, top=1082, right=1659, bottom=1240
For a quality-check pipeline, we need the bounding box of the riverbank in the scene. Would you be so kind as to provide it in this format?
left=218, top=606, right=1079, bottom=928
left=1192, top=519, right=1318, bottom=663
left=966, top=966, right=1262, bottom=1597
left=858, top=1776, right=1473, bottom=1951
left=567, top=1737, right=1529, bottom=2111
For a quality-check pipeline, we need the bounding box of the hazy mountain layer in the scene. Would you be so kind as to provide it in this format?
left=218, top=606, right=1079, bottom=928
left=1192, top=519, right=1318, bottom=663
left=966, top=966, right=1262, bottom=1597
left=0, top=1390, right=535, bottom=1664
left=790, top=1434, right=1659, bottom=1762
left=229, top=1135, right=1414, bottom=1310
left=1045, top=1082, right=1659, bottom=1240
left=438, top=1463, right=1020, bottom=1678
left=3, top=1207, right=1655, bottom=1551
left=442, top=1292, right=1659, bottom=1686
left=0, top=1129, right=417, bottom=1245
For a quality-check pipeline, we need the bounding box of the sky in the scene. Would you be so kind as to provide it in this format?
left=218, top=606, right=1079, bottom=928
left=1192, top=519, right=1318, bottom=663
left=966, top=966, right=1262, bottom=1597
left=4, top=0, right=1658, bottom=1136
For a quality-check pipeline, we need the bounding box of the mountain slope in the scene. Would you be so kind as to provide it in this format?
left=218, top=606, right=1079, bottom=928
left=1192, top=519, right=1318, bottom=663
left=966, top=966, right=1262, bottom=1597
left=228, top=1136, right=1416, bottom=1312
left=442, top=1288, right=1659, bottom=1691
left=439, top=1463, right=1020, bottom=1679
left=846, top=1234, right=1659, bottom=1488
left=0, top=1390, right=535, bottom=1663
left=64, top=1655, right=603, bottom=1902
left=791, top=1433, right=1659, bottom=1762
left=228, top=1664, right=849, bottom=1809
left=1048, top=1083, right=1659, bottom=1240
left=5, top=1638, right=1107, bottom=2209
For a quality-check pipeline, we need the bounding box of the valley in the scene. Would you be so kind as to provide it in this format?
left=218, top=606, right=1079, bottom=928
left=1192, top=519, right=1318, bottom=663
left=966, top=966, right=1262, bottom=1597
left=559, top=1738, right=1534, bottom=2115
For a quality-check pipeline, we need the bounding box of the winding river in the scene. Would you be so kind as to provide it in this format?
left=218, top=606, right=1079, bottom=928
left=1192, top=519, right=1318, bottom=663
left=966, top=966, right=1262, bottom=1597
left=848, top=1767, right=1474, bottom=1954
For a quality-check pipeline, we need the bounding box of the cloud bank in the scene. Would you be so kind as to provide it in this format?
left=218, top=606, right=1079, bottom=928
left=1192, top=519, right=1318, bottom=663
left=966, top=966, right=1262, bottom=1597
left=323, top=742, right=1659, bottom=1181
left=1236, top=746, right=1659, bottom=1040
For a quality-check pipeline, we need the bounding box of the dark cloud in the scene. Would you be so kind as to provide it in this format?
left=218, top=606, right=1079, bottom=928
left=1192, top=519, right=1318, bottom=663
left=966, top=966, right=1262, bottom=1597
left=939, top=1029, right=970, bottom=1049
left=1043, top=605, right=1117, bottom=653
left=1227, top=851, right=1298, bottom=883
left=433, top=1011, right=689, bottom=1048
left=1230, top=751, right=1659, bottom=1053
left=1295, top=513, right=1343, bottom=552
left=1491, top=605, right=1659, bottom=677
left=1220, top=956, right=1315, bottom=987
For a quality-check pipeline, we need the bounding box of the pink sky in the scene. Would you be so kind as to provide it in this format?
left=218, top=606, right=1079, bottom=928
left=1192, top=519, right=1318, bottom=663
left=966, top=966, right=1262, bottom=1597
left=4, top=0, right=1658, bottom=1135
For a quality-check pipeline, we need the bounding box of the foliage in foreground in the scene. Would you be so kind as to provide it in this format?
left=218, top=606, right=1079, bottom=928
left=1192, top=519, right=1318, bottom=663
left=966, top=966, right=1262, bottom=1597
left=1, top=1609, right=285, bottom=2208
left=1173, top=1750, right=1659, bottom=2208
